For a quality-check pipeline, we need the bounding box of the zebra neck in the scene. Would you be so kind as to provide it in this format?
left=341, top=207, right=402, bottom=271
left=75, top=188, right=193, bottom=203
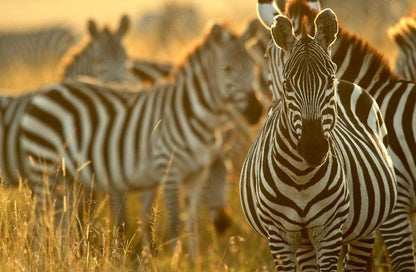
left=172, top=48, right=228, bottom=126
left=63, top=53, right=93, bottom=79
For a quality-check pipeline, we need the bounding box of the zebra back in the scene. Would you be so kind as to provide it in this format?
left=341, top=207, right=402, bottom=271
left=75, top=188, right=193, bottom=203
left=0, top=26, right=77, bottom=69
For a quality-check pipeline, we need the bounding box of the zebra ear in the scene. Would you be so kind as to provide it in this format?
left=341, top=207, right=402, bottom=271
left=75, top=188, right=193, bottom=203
left=88, top=19, right=99, bottom=37
left=208, top=23, right=227, bottom=42
left=116, top=14, right=130, bottom=38
left=306, top=0, right=321, bottom=12
left=271, top=15, right=297, bottom=52
left=314, top=8, right=338, bottom=49
left=257, top=0, right=282, bottom=29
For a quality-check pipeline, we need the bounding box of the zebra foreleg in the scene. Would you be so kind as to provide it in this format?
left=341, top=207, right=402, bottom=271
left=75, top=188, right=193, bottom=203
left=296, top=247, right=318, bottom=271
left=343, top=233, right=375, bottom=272
left=267, top=230, right=297, bottom=271
left=162, top=177, right=181, bottom=253
left=109, top=190, right=128, bottom=244
left=184, top=167, right=209, bottom=263
left=140, top=189, right=157, bottom=252
left=379, top=180, right=416, bottom=272
left=311, top=227, right=343, bottom=272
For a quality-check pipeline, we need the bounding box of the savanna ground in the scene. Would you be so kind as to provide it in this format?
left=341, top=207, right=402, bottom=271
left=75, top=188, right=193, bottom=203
left=0, top=0, right=416, bottom=271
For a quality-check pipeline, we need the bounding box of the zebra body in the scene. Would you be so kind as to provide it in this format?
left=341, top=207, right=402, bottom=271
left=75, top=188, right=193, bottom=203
left=19, top=23, right=256, bottom=258
left=240, top=8, right=397, bottom=270
left=253, top=0, right=416, bottom=269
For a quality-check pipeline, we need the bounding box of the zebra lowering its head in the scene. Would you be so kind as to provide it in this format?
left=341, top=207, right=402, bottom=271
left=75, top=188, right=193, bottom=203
left=240, top=9, right=397, bottom=271
left=60, top=14, right=130, bottom=82
left=253, top=0, right=416, bottom=270
left=19, top=22, right=257, bottom=260
left=389, top=15, right=416, bottom=81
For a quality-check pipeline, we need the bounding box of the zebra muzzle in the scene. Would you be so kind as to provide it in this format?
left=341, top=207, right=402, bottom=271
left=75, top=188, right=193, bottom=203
left=296, top=118, right=329, bottom=167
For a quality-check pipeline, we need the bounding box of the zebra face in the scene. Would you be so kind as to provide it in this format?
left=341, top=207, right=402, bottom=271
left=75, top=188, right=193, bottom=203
left=86, top=15, right=129, bottom=82
left=270, top=9, right=338, bottom=167
left=210, top=25, right=260, bottom=123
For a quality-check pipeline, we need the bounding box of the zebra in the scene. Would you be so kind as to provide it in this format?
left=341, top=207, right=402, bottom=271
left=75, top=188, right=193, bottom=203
left=252, top=0, right=416, bottom=270
left=240, top=8, right=398, bottom=270
left=60, top=14, right=263, bottom=242
left=0, top=25, right=77, bottom=69
left=389, top=14, right=416, bottom=81
left=59, top=15, right=130, bottom=82
left=17, top=22, right=258, bottom=260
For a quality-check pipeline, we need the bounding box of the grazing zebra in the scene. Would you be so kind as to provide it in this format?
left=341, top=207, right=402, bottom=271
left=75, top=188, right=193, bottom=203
left=18, top=22, right=258, bottom=259
left=60, top=15, right=130, bottom=82
left=0, top=25, right=77, bottom=69
left=389, top=15, right=416, bottom=81
left=240, top=8, right=397, bottom=270
left=252, top=0, right=416, bottom=270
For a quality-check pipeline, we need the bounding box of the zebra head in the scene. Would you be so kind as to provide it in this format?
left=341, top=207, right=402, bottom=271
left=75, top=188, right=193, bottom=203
left=86, top=15, right=129, bottom=81
left=271, top=9, right=338, bottom=167
left=62, top=14, right=130, bottom=82
left=207, top=23, right=261, bottom=124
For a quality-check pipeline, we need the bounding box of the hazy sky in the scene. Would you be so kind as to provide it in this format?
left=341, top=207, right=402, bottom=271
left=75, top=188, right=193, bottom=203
left=0, top=0, right=255, bottom=31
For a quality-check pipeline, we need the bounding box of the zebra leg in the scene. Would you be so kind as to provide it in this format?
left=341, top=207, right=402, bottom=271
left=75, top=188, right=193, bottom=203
left=109, top=190, right=128, bottom=234
left=379, top=178, right=416, bottom=272
left=204, top=154, right=232, bottom=235
left=184, top=167, right=209, bottom=263
left=267, top=230, right=297, bottom=270
left=297, top=247, right=318, bottom=271
left=162, top=177, right=181, bottom=253
left=312, top=227, right=343, bottom=272
left=344, top=233, right=375, bottom=271
left=140, top=189, right=157, bottom=251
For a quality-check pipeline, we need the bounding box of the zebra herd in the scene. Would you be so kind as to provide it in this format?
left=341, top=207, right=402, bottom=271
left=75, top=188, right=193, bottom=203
left=2, top=0, right=416, bottom=270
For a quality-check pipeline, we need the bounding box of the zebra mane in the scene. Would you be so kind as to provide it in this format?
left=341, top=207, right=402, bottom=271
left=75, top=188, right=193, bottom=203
left=58, top=37, right=91, bottom=78
left=169, top=22, right=239, bottom=80
left=336, top=27, right=396, bottom=80
left=388, top=14, right=416, bottom=52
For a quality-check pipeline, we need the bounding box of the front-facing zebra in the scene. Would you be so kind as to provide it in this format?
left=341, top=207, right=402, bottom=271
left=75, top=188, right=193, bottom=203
left=240, top=9, right=397, bottom=271
left=18, top=22, right=256, bottom=259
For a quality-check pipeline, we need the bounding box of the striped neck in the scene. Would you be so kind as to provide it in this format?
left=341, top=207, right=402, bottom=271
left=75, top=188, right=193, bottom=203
left=174, top=42, right=229, bottom=117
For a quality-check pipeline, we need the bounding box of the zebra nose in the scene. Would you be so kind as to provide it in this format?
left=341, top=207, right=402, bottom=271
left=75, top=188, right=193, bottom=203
left=297, top=118, right=329, bottom=167
left=240, top=91, right=263, bottom=125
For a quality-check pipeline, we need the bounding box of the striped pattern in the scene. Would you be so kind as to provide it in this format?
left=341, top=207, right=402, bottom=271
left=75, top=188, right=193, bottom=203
left=389, top=15, right=416, bottom=81
left=0, top=26, right=77, bottom=69
left=129, top=59, right=173, bottom=86
left=241, top=8, right=397, bottom=270
left=252, top=0, right=416, bottom=270
left=18, top=23, right=257, bottom=259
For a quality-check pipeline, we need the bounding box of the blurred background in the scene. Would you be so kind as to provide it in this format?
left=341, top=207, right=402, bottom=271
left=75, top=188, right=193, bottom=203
left=1, top=0, right=416, bottom=91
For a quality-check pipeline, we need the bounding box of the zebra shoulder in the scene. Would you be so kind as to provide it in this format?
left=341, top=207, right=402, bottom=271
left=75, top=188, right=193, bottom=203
left=336, top=79, right=388, bottom=146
